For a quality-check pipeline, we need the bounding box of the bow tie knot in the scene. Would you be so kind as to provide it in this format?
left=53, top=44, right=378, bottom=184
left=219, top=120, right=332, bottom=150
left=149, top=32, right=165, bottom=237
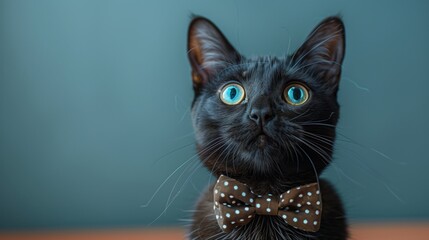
left=213, top=175, right=322, bottom=233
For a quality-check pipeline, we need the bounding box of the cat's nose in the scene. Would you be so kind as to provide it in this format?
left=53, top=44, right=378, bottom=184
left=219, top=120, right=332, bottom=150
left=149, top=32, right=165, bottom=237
left=249, top=97, right=274, bottom=126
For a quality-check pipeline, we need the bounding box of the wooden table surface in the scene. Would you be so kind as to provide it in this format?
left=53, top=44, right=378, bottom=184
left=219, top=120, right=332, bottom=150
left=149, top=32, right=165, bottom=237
left=1, top=223, right=428, bottom=240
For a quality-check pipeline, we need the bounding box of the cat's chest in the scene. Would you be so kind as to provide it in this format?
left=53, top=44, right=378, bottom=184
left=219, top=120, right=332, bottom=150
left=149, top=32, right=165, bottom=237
left=221, top=216, right=311, bottom=240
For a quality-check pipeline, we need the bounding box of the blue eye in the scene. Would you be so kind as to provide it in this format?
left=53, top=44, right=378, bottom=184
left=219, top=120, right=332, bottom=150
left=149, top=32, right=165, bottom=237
left=284, top=84, right=309, bottom=105
left=220, top=83, right=245, bottom=105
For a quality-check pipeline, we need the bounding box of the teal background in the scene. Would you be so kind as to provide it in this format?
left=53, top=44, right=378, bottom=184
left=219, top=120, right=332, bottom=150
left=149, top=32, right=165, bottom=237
left=1, top=0, right=428, bottom=230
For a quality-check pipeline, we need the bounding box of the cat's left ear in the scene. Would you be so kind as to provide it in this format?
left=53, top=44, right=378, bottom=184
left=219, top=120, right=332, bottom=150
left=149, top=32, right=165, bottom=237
left=292, top=17, right=345, bottom=92
left=187, top=17, right=241, bottom=94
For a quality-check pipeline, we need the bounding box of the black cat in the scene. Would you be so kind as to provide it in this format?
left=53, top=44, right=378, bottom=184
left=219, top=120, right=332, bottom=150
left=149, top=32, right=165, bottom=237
left=186, top=16, right=347, bottom=240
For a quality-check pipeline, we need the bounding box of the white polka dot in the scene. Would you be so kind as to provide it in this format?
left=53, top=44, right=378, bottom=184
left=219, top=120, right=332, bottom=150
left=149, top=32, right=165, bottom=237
left=222, top=225, right=227, bottom=229
left=315, top=210, right=320, bottom=215
left=248, top=215, right=252, bottom=218
left=316, top=190, right=320, bottom=195
left=297, top=203, right=302, bottom=207
left=303, top=219, right=308, bottom=224
left=231, top=221, right=235, bottom=224
left=289, top=199, right=294, bottom=203
left=220, top=193, right=225, bottom=197
left=222, top=203, right=227, bottom=206
left=305, top=209, right=310, bottom=214
left=307, top=201, right=311, bottom=205
left=280, top=194, right=283, bottom=198
left=249, top=198, right=254, bottom=203
left=307, top=192, right=312, bottom=196
left=234, top=185, right=238, bottom=190
left=295, top=210, right=300, bottom=213
left=215, top=189, right=218, bottom=194
left=293, top=217, right=298, bottom=222
left=239, top=219, right=244, bottom=222
left=282, top=214, right=287, bottom=219
left=281, top=199, right=284, bottom=202
left=316, top=201, right=320, bottom=205
left=229, top=195, right=234, bottom=198
left=235, top=210, right=240, bottom=214
left=299, top=194, right=303, bottom=198
left=216, top=215, right=219, bottom=219
left=268, top=193, right=273, bottom=196
left=215, top=201, right=219, bottom=206
left=314, top=221, right=318, bottom=225
left=245, top=207, right=249, bottom=211
left=226, top=213, right=231, bottom=218
left=287, top=190, right=291, bottom=194
left=256, top=203, right=261, bottom=208
left=266, top=208, right=271, bottom=212
left=242, top=192, right=246, bottom=197
left=297, top=187, right=301, bottom=190
left=224, top=181, right=229, bottom=186
left=217, top=179, right=220, bottom=183
left=267, top=198, right=271, bottom=202
left=258, top=194, right=262, bottom=197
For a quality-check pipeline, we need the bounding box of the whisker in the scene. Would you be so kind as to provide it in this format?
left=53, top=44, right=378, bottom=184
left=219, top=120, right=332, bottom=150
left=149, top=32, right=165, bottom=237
left=143, top=137, right=224, bottom=223
left=152, top=142, right=195, bottom=164
left=294, top=142, right=320, bottom=187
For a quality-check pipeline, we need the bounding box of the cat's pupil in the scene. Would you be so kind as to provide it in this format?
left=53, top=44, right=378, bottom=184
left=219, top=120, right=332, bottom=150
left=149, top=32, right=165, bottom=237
left=229, top=88, right=237, bottom=99
left=292, top=87, right=301, bottom=100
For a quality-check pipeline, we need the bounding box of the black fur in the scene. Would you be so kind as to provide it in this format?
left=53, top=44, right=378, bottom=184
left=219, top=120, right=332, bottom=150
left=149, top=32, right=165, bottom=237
left=186, top=16, right=347, bottom=240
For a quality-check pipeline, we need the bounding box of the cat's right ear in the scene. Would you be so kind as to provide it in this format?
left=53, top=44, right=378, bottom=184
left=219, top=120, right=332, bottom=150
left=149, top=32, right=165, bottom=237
left=187, top=17, right=241, bottom=94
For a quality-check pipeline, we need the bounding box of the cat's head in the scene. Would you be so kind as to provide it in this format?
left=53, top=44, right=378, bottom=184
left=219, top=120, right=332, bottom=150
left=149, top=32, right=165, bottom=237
left=187, top=17, right=345, bottom=183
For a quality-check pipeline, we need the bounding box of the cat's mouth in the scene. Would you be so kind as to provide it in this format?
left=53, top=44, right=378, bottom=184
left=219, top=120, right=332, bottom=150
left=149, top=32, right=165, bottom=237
left=256, top=134, right=268, bottom=148
left=247, top=131, right=275, bottom=149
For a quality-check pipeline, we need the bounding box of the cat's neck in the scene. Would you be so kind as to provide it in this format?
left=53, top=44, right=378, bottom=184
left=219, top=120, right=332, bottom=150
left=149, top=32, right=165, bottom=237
left=217, top=171, right=319, bottom=196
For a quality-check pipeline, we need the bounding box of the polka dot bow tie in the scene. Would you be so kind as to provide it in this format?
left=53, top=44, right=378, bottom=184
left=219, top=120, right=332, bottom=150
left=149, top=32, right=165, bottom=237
left=213, top=175, right=322, bottom=233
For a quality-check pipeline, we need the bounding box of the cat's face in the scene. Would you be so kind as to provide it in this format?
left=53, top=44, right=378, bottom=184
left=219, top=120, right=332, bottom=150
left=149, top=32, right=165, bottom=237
left=187, top=17, right=345, bottom=181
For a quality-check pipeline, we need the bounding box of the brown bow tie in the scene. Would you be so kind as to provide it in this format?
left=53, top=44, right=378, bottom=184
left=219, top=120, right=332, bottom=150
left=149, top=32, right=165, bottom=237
left=213, top=175, right=322, bottom=233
